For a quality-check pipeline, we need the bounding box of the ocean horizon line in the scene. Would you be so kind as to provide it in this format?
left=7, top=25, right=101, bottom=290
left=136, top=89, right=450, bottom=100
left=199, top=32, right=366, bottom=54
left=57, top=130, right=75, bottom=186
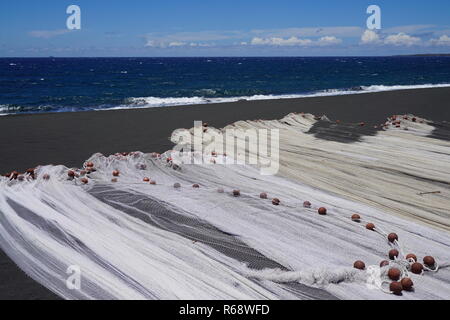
left=2, top=54, right=450, bottom=59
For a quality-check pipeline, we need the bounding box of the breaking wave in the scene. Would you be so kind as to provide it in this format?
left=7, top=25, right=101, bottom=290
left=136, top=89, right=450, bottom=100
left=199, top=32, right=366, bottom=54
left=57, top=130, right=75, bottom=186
left=123, top=83, right=450, bottom=109
left=1, top=83, right=450, bottom=115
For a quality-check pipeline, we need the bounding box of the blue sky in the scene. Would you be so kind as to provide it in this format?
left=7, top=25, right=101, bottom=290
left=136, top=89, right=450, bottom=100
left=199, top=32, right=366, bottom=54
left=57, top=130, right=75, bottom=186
left=1, top=0, right=450, bottom=57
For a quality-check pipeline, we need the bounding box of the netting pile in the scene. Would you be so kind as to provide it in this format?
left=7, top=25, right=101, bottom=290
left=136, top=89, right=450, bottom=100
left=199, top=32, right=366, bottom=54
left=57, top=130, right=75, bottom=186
left=0, top=113, right=449, bottom=300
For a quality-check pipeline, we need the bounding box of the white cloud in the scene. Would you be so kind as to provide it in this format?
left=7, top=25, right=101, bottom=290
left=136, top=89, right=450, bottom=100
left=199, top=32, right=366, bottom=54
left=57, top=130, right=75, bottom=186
left=384, top=33, right=421, bottom=46
left=145, top=40, right=213, bottom=48
left=144, top=30, right=240, bottom=48
left=383, top=25, right=435, bottom=34
left=168, top=41, right=186, bottom=47
left=251, top=26, right=363, bottom=38
left=360, top=30, right=381, bottom=44
left=188, top=42, right=212, bottom=47
left=144, top=25, right=450, bottom=49
left=250, top=36, right=341, bottom=47
left=317, top=36, right=342, bottom=46
left=251, top=36, right=312, bottom=46
left=144, top=27, right=354, bottom=49
left=429, top=34, right=450, bottom=46
left=145, top=40, right=164, bottom=48
left=29, top=29, right=72, bottom=39
left=360, top=30, right=421, bottom=46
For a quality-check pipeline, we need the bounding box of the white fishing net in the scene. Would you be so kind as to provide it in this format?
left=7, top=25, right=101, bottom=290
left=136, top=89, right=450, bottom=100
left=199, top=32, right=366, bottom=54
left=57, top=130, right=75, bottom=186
left=0, top=113, right=449, bottom=300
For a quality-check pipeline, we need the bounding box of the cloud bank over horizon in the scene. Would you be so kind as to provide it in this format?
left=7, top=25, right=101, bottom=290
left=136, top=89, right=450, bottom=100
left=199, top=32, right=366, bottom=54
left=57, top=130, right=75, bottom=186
left=2, top=1, right=450, bottom=57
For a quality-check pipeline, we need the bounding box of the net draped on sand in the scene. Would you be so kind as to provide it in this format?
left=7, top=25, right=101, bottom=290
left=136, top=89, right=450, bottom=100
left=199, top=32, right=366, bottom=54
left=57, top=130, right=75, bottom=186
left=0, top=113, right=449, bottom=300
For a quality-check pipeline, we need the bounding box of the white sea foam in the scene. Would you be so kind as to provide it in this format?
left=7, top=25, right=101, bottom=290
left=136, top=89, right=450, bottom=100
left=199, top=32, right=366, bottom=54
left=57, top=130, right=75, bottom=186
left=2, top=83, right=450, bottom=116
left=0, top=113, right=449, bottom=300
left=116, top=83, right=450, bottom=110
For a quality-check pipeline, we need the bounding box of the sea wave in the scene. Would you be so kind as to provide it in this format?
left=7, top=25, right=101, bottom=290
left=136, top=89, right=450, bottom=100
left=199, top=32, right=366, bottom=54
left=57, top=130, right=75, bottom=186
left=1, top=83, right=450, bottom=115
left=120, top=83, right=450, bottom=110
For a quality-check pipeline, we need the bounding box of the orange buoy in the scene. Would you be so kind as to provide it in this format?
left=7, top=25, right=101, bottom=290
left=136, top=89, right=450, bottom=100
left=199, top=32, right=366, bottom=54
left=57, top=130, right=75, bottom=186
left=318, top=207, right=327, bottom=215
left=260, top=192, right=268, bottom=199
left=112, top=170, right=120, bottom=177
left=80, top=178, right=88, bottom=184
left=86, top=162, right=94, bottom=168
left=366, top=223, right=375, bottom=231
left=389, top=249, right=399, bottom=260
left=303, top=201, right=311, bottom=208
left=68, top=170, right=76, bottom=178
left=143, top=177, right=150, bottom=182
left=390, top=282, right=403, bottom=295
left=388, top=233, right=398, bottom=243
left=423, top=256, right=435, bottom=267
left=233, top=190, right=241, bottom=197
left=411, top=262, right=423, bottom=274
left=150, top=180, right=156, bottom=185
left=272, top=198, right=280, bottom=206
left=405, top=253, right=417, bottom=262
left=388, top=268, right=401, bottom=281
left=174, top=182, right=181, bottom=188
left=353, top=260, right=365, bottom=270
left=380, top=260, right=389, bottom=268
left=192, top=184, right=200, bottom=188
left=351, top=214, right=361, bottom=222
left=359, top=122, right=365, bottom=127
left=400, top=278, right=414, bottom=291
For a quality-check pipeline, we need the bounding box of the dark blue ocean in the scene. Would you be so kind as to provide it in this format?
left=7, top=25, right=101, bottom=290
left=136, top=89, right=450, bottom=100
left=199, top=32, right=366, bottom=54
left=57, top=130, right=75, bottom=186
left=1, top=57, right=450, bottom=115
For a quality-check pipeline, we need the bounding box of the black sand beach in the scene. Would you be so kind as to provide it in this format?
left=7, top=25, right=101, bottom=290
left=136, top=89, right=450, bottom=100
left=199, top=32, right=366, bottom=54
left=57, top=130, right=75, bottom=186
left=2, top=87, right=450, bottom=175
left=1, top=87, right=450, bottom=299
